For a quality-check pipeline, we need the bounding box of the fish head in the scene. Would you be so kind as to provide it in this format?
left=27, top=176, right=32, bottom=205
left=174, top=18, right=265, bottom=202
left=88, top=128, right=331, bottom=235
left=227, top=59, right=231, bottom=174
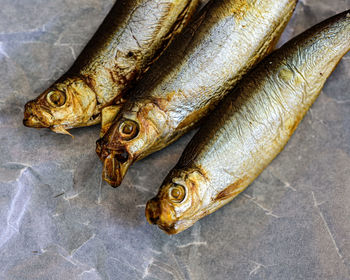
left=146, top=168, right=207, bottom=234
left=23, top=77, right=97, bottom=135
left=96, top=100, right=168, bottom=187
left=96, top=116, right=140, bottom=187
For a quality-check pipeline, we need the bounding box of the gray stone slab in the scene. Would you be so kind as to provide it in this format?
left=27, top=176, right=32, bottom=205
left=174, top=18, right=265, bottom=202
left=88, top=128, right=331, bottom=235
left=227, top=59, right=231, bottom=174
left=0, top=0, right=349, bottom=279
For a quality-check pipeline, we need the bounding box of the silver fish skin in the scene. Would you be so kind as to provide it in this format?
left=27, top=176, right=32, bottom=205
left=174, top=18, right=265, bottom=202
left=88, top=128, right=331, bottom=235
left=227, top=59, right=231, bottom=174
left=23, top=0, right=200, bottom=135
left=97, top=0, right=298, bottom=187
left=146, top=10, right=350, bottom=234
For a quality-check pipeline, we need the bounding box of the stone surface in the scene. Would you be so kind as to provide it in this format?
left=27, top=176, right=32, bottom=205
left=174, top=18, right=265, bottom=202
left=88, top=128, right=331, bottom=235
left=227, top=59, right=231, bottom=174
left=0, top=0, right=349, bottom=279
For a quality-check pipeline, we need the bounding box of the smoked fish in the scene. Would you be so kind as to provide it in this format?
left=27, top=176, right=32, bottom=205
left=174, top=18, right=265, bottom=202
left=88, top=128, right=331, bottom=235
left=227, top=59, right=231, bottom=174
left=145, top=11, right=350, bottom=234
left=96, top=0, right=298, bottom=187
left=23, top=0, right=200, bottom=135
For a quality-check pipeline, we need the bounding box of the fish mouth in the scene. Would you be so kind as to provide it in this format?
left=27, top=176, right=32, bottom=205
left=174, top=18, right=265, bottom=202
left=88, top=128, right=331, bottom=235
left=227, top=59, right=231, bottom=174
left=145, top=198, right=179, bottom=235
left=23, top=114, right=47, bottom=128
left=23, top=102, right=72, bottom=136
left=145, top=198, right=162, bottom=224
left=100, top=149, right=132, bottom=188
left=96, top=138, right=133, bottom=187
left=146, top=198, right=197, bottom=234
left=23, top=101, right=51, bottom=128
left=23, top=104, right=49, bottom=128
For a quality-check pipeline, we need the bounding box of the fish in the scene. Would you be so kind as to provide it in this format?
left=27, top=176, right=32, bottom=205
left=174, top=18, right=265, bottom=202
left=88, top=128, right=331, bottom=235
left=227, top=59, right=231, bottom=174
left=23, top=0, right=201, bottom=135
left=96, top=0, right=298, bottom=187
left=145, top=10, right=350, bottom=234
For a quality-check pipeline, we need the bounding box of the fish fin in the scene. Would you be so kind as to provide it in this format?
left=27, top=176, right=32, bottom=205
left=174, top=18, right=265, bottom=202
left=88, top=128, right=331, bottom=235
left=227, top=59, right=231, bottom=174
left=100, top=105, right=123, bottom=137
left=51, top=126, right=74, bottom=138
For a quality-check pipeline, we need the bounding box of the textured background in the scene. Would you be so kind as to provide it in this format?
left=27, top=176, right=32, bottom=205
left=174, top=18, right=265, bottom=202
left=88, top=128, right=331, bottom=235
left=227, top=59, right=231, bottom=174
left=0, top=0, right=350, bottom=279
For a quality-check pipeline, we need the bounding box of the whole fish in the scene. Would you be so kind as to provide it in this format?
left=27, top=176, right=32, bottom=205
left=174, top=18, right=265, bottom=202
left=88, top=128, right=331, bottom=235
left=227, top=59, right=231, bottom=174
left=145, top=11, right=350, bottom=234
left=96, top=0, right=298, bottom=187
left=23, top=0, right=200, bottom=135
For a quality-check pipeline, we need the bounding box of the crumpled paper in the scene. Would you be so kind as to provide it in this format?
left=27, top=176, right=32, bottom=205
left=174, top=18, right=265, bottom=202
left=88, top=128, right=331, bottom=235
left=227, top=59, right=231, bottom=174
left=0, top=0, right=349, bottom=279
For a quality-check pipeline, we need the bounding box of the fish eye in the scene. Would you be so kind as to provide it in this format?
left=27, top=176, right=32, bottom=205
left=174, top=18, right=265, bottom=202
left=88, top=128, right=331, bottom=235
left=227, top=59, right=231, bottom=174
left=169, top=184, right=186, bottom=203
left=47, top=90, right=66, bottom=107
left=118, top=119, right=139, bottom=140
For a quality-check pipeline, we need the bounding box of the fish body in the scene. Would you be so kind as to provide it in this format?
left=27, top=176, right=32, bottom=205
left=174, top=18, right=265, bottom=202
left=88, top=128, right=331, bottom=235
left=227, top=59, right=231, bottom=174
left=23, top=0, right=200, bottom=135
left=146, top=10, right=350, bottom=234
left=97, top=0, right=298, bottom=187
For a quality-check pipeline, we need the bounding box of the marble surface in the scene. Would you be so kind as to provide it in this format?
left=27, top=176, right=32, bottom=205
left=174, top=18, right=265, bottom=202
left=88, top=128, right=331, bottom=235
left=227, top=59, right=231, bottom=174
left=0, top=0, right=349, bottom=279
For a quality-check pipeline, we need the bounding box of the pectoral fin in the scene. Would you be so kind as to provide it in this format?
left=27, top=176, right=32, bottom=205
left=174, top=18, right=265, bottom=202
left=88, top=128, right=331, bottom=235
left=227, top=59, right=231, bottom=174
left=51, top=126, right=74, bottom=138
left=100, top=105, right=123, bottom=137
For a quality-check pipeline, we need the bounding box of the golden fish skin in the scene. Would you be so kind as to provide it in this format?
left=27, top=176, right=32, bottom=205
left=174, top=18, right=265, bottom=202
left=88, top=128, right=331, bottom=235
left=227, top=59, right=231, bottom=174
left=145, top=10, right=350, bottom=234
left=96, top=0, right=298, bottom=187
left=23, top=0, right=200, bottom=135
